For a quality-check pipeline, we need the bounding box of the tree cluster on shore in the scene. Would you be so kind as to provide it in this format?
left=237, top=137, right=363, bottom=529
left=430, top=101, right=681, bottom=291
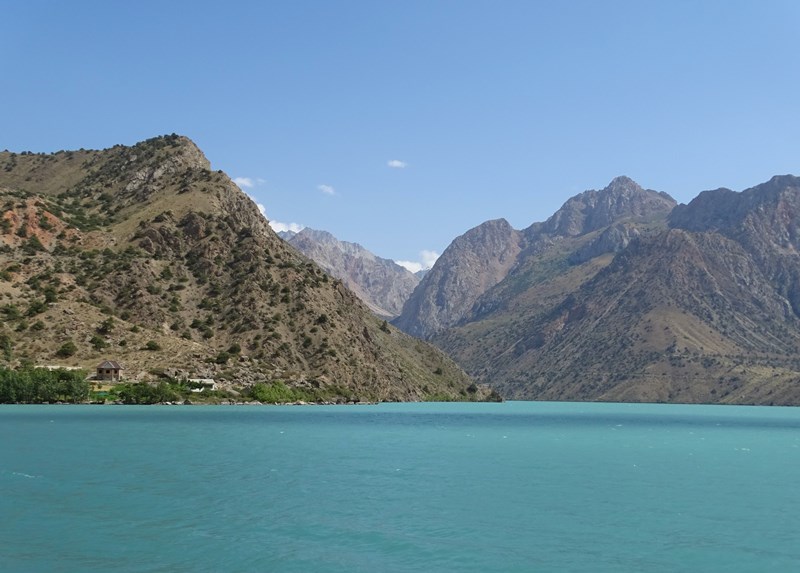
left=0, top=366, right=89, bottom=403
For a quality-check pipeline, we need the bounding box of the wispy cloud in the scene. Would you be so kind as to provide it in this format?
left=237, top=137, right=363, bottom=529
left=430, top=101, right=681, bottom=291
left=396, top=250, right=440, bottom=273
left=387, top=159, right=407, bottom=169
left=318, top=184, right=336, bottom=196
left=234, top=177, right=255, bottom=189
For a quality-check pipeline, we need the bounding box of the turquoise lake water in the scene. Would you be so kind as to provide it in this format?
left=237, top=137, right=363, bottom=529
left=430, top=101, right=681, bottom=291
left=1, top=401, right=799, bottom=572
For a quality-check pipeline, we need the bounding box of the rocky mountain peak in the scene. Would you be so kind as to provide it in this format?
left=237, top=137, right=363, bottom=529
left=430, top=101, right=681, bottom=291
left=670, top=175, right=800, bottom=239
left=536, top=177, right=676, bottom=237
left=393, top=218, right=523, bottom=339
left=606, top=175, right=642, bottom=192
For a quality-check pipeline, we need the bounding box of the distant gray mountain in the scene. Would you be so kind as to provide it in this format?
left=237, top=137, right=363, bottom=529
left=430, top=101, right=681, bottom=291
left=281, top=228, right=420, bottom=318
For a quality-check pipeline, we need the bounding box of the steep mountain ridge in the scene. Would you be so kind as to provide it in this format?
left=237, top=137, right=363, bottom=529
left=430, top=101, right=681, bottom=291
left=530, top=175, right=676, bottom=237
left=0, top=136, right=494, bottom=402
left=392, top=218, right=524, bottom=338
left=281, top=228, right=419, bottom=318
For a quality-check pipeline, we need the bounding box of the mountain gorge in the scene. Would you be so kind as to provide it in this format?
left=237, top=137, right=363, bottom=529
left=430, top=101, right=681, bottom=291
left=397, top=175, right=800, bottom=405
left=0, top=136, right=494, bottom=403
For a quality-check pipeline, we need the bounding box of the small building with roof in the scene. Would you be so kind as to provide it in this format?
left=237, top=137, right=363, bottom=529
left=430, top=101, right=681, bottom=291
left=96, top=360, right=124, bottom=381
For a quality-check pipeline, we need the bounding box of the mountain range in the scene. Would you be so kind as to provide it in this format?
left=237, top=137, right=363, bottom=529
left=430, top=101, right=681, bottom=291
left=391, top=175, right=800, bottom=405
left=0, top=136, right=498, bottom=403
left=7, top=135, right=798, bottom=405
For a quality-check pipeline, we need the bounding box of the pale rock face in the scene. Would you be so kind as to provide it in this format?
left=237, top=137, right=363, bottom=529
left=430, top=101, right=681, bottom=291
left=393, top=218, right=524, bottom=339
left=283, top=228, right=420, bottom=318
left=669, top=174, right=800, bottom=316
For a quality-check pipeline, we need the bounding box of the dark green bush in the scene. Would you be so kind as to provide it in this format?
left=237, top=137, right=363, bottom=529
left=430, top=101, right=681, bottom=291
left=56, top=340, right=77, bottom=358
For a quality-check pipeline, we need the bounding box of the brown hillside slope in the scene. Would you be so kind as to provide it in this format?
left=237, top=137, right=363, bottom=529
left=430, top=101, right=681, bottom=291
left=0, top=136, right=495, bottom=402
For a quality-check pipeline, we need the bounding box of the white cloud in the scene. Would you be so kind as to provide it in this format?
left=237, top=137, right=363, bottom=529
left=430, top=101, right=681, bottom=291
left=396, top=260, right=423, bottom=273
left=269, top=220, right=305, bottom=234
left=395, top=250, right=440, bottom=273
left=387, top=159, right=407, bottom=169
left=420, top=250, right=440, bottom=268
left=249, top=196, right=304, bottom=234
left=234, top=177, right=255, bottom=189
left=318, top=184, right=336, bottom=195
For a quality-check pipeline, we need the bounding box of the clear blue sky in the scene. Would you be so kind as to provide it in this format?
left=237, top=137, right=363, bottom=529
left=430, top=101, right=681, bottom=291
left=2, top=1, right=799, bottom=270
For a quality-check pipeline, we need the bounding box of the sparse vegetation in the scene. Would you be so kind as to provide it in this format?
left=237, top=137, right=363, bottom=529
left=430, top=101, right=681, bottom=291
left=0, top=137, right=487, bottom=404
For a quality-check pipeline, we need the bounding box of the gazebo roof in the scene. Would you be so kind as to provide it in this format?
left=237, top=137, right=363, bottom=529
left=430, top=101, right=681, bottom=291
left=97, top=360, right=123, bottom=370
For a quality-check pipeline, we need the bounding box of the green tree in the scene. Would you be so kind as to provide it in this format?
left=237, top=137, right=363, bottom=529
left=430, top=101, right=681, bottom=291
left=26, top=299, right=47, bottom=316
left=97, top=317, right=115, bottom=335
left=0, top=333, right=12, bottom=361
left=90, top=335, right=108, bottom=351
left=56, top=340, right=77, bottom=358
left=0, top=366, right=89, bottom=404
left=1, top=304, right=21, bottom=320
left=43, top=286, right=58, bottom=304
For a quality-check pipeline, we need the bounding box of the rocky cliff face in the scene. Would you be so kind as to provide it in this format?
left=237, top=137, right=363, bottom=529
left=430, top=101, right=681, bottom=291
left=282, top=228, right=419, bottom=318
left=392, top=218, right=524, bottom=339
left=670, top=175, right=800, bottom=316
left=395, top=178, right=675, bottom=340
left=433, top=175, right=800, bottom=405
left=0, top=135, right=494, bottom=402
left=532, top=176, right=676, bottom=237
